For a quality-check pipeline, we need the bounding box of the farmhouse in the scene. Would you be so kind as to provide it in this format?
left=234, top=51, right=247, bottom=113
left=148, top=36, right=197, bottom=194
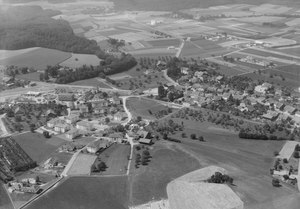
left=113, top=112, right=127, bottom=121
left=139, top=138, right=152, bottom=145
left=66, top=114, right=79, bottom=124
left=284, top=105, right=297, bottom=115
left=86, top=139, right=112, bottom=154
left=54, top=123, right=70, bottom=133
left=108, top=132, right=124, bottom=143
left=262, top=111, right=279, bottom=121
left=76, top=121, right=93, bottom=131
left=65, top=129, right=80, bottom=140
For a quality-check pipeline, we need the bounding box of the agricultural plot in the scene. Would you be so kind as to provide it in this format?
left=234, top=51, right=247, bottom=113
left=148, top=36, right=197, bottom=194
left=13, top=132, right=66, bottom=163
left=236, top=16, right=286, bottom=24
left=242, top=48, right=299, bottom=61
left=96, top=144, right=130, bottom=175
left=25, top=176, right=128, bottom=209
left=0, top=184, right=13, bottom=209
left=67, top=153, right=97, bottom=176
left=126, top=98, right=172, bottom=120
left=70, top=78, right=112, bottom=88
left=15, top=72, right=41, bottom=82
left=59, top=53, right=102, bottom=68
left=243, top=64, right=300, bottom=89
left=146, top=39, right=181, bottom=48
left=0, top=48, right=71, bottom=71
left=130, top=143, right=199, bottom=206
left=158, top=116, right=297, bottom=209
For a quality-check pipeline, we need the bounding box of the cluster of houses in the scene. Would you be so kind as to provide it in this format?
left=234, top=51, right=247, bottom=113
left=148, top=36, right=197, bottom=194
left=7, top=178, right=41, bottom=194
left=177, top=66, right=300, bottom=126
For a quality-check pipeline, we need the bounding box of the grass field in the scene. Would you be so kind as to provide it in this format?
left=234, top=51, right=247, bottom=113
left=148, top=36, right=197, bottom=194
left=13, top=132, right=66, bottom=163
left=146, top=39, right=181, bottom=48
left=0, top=48, right=71, bottom=71
left=70, top=78, right=112, bottom=88
left=67, top=153, right=97, bottom=176
left=129, top=142, right=200, bottom=206
left=97, top=144, right=130, bottom=175
left=25, top=176, right=128, bottom=209
left=59, top=53, right=102, bottom=68
left=126, top=98, right=171, bottom=120
left=156, top=116, right=298, bottom=209
left=16, top=72, right=41, bottom=82
left=243, top=66, right=300, bottom=89
left=0, top=184, right=13, bottom=209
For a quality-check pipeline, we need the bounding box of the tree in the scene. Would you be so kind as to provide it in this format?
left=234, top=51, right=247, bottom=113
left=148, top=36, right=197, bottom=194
left=105, top=117, right=110, bottom=124
left=198, top=136, right=204, bottom=141
left=158, top=85, right=166, bottom=98
left=39, top=73, right=44, bottom=81
left=35, top=176, right=40, bottom=183
left=190, top=133, right=197, bottom=140
left=43, top=131, right=51, bottom=138
left=97, top=162, right=107, bottom=171
left=181, top=132, right=186, bottom=138
left=293, top=151, right=300, bottom=158
left=272, top=178, right=281, bottom=187
left=30, top=124, right=35, bottom=133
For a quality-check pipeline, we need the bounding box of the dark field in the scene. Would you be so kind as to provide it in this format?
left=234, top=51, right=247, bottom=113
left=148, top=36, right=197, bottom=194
left=25, top=176, right=128, bottom=209
left=146, top=39, right=181, bottom=48
left=112, top=0, right=300, bottom=11
left=0, top=48, right=71, bottom=71
left=13, top=132, right=66, bottom=163
left=243, top=65, right=300, bottom=89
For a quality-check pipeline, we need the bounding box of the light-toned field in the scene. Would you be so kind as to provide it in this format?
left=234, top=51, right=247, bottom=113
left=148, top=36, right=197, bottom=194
left=70, top=78, right=112, bottom=88
left=236, top=16, right=285, bottom=23
left=59, top=53, right=102, bottom=68
left=0, top=47, right=71, bottom=70
left=109, top=72, right=133, bottom=80
left=67, top=153, right=97, bottom=176
left=0, top=184, right=13, bottom=209
left=277, top=141, right=300, bottom=160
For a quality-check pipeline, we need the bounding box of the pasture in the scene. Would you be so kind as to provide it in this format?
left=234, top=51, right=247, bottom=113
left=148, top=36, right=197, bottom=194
left=0, top=184, right=13, bottom=209
left=146, top=39, right=181, bottom=48
left=70, top=78, right=112, bottom=88
left=13, top=132, right=66, bottom=163
left=59, top=53, right=102, bottom=68
left=126, top=97, right=172, bottom=120
left=0, top=48, right=71, bottom=71
left=16, top=72, right=41, bottom=82
left=158, top=116, right=297, bottom=209
left=243, top=65, right=300, bottom=89
left=25, top=176, right=128, bottom=209
left=129, top=142, right=200, bottom=206
left=96, top=144, right=130, bottom=175
left=67, top=153, right=97, bottom=176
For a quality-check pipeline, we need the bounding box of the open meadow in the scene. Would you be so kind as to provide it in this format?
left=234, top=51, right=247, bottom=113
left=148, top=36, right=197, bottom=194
left=154, top=115, right=299, bottom=209
left=0, top=48, right=71, bottom=71
left=67, top=153, right=97, bottom=176
left=96, top=144, right=130, bottom=176
left=129, top=142, right=200, bottom=206
left=70, top=78, right=112, bottom=88
left=0, top=184, right=13, bottom=209
left=24, top=176, right=128, bottom=209
left=126, top=98, right=172, bottom=120
left=13, top=132, right=66, bottom=163
left=59, top=53, right=102, bottom=68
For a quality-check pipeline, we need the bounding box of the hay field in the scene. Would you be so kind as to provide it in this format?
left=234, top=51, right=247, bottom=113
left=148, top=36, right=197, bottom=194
left=130, top=144, right=199, bottom=206
left=0, top=184, right=13, bottom=209
left=13, top=132, right=66, bottom=163
left=59, top=53, right=102, bottom=68
left=0, top=48, right=71, bottom=70
left=25, top=176, right=128, bottom=209
left=67, top=153, right=97, bottom=176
